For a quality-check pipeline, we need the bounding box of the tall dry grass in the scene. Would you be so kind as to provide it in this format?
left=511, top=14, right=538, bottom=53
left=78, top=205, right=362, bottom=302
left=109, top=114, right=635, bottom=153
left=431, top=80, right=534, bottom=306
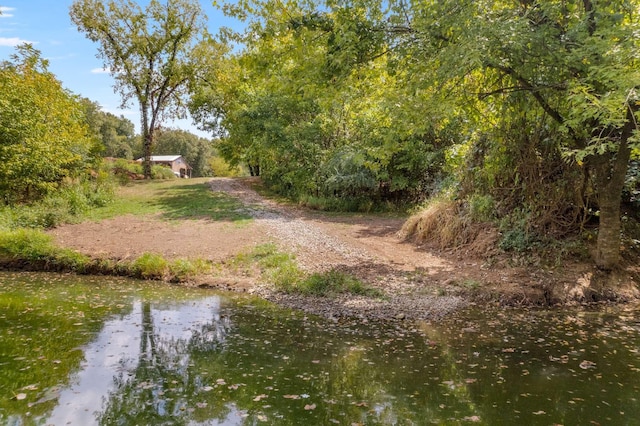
left=401, top=199, right=491, bottom=251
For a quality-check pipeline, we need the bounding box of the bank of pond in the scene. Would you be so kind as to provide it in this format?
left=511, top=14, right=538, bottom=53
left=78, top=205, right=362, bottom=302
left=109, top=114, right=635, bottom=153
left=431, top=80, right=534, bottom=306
left=0, top=271, right=639, bottom=425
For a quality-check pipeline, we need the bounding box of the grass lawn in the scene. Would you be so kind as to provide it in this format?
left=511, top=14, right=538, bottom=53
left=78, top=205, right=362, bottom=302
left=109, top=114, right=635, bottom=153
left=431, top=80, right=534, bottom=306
left=86, top=178, right=253, bottom=223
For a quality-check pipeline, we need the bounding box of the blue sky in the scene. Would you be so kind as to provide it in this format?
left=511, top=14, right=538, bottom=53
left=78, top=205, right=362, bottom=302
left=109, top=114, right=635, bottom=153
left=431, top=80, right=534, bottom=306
left=0, top=1, right=241, bottom=138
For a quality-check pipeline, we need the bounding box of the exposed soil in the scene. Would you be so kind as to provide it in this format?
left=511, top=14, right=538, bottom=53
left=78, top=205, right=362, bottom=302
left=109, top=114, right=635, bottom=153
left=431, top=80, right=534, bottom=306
left=49, top=177, right=640, bottom=321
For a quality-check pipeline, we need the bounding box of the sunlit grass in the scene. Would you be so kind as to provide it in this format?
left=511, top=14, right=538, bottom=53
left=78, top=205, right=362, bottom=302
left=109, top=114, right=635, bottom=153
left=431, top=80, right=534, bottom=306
left=87, top=178, right=253, bottom=222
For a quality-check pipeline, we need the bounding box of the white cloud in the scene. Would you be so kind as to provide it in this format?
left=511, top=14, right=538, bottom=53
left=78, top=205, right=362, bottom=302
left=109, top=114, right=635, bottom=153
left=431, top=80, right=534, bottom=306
left=0, top=37, right=36, bottom=47
left=91, top=67, right=110, bottom=74
left=0, top=7, right=15, bottom=18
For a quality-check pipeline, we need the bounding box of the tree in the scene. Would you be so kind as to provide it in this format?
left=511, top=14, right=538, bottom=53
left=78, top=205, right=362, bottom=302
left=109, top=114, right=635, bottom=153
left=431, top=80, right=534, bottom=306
left=79, top=98, right=138, bottom=159
left=70, top=0, right=210, bottom=178
left=0, top=45, right=97, bottom=203
left=386, top=0, right=640, bottom=269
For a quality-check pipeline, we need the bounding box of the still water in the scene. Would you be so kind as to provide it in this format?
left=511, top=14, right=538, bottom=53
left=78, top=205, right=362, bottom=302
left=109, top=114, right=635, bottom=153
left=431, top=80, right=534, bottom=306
left=0, top=271, right=639, bottom=425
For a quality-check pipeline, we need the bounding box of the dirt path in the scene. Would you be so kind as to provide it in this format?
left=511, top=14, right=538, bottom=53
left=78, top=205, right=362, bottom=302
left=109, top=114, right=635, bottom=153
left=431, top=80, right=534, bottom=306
left=49, top=177, right=610, bottom=321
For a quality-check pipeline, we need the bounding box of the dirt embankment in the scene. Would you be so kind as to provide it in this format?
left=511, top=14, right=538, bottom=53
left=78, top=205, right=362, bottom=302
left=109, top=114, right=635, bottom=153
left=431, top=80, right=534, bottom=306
left=49, top=178, right=640, bottom=321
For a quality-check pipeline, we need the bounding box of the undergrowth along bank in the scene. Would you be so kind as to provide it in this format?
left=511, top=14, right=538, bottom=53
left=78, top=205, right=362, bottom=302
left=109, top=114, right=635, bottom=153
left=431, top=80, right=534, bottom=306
left=0, top=228, right=210, bottom=282
left=0, top=230, right=384, bottom=299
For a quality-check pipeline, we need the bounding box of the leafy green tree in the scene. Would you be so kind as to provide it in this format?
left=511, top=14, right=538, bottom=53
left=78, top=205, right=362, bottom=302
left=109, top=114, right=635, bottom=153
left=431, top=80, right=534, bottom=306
left=79, top=98, right=138, bottom=159
left=0, top=45, right=97, bottom=203
left=70, top=0, right=210, bottom=179
left=385, top=0, right=640, bottom=269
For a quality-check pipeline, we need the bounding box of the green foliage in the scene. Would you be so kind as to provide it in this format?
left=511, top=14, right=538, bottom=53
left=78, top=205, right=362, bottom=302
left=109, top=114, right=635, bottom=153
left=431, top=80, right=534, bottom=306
left=131, top=253, right=169, bottom=279
left=209, top=155, right=245, bottom=177
left=70, top=0, right=212, bottom=178
left=0, top=228, right=55, bottom=260
left=0, top=45, right=98, bottom=203
left=498, top=209, right=538, bottom=253
left=169, top=258, right=211, bottom=281
left=80, top=97, right=138, bottom=159
left=151, top=165, right=178, bottom=180
left=0, top=175, right=116, bottom=229
left=468, top=194, right=495, bottom=223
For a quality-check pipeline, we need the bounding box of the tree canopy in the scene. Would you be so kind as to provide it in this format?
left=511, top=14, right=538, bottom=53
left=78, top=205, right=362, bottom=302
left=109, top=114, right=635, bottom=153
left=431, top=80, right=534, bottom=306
left=70, top=0, right=212, bottom=178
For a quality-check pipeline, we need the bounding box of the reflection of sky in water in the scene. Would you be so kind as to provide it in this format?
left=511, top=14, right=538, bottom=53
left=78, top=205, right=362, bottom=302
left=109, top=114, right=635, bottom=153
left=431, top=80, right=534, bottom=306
left=46, top=296, right=222, bottom=426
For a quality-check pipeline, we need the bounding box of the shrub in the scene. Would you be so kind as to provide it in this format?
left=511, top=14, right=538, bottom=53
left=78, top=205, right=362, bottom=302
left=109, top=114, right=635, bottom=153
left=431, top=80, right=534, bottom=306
left=468, top=194, right=495, bottom=222
left=0, top=228, right=55, bottom=260
left=151, top=165, right=178, bottom=180
left=132, top=253, right=169, bottom=279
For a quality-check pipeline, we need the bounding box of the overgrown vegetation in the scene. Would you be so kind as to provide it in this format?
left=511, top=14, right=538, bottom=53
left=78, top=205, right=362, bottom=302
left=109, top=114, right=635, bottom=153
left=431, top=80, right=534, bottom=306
left=189, top=0, right=640, bottom=271
left=0, top=228, right=211, bottom=281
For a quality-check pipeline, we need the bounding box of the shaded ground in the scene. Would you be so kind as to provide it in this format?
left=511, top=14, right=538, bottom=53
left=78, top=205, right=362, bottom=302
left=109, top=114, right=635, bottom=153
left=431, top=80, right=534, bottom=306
left=49, top=177, right=640, bottom=321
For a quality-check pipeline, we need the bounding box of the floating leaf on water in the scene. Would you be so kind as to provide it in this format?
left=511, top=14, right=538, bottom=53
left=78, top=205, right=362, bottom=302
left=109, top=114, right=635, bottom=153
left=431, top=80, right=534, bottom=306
left=20, top=384, right=38, bottom=391
left=284, top=394, right=300, bottom=399
left=579, top=360, right=596, bottom=369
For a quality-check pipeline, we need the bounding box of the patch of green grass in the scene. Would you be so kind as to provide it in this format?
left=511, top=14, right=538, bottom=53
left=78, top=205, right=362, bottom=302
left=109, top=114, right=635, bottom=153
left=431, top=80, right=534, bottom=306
left=0, top=228, right=92, bottom=272
left=169, top=258, right=212, bottom=281
left=87, top=178, right=253, bottom=223
left=299, top=269, right=383, bottom=297
left=0, top=228, right=214, bottom=281
left=131, top=253, right=170, bottom=280
left=0, top=228, right=56, bottom=260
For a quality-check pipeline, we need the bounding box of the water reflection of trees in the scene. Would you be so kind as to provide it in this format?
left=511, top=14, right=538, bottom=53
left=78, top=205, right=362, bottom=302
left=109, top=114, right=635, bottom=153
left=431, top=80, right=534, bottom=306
left=94, top=301, right=640, bottom=425
left=97, top=299, right=232, bottom=425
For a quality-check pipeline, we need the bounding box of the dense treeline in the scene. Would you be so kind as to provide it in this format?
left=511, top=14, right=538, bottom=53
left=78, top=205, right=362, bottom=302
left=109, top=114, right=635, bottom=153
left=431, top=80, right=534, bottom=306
left=0, top=46, right=100, bottom=204
left=190, top=0, right=640, bottom=269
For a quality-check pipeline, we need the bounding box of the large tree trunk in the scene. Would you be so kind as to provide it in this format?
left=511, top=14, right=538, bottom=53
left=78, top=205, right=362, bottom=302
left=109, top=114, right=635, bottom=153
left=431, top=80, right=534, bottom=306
left=591, top=108, right=635, bottom=270
left=141, top=104, right=153, bottom=179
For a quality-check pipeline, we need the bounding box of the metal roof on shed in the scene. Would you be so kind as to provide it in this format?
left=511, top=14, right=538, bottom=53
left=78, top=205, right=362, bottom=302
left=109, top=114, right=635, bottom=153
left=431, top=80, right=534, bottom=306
left=136, top=155, right=182, bottom=162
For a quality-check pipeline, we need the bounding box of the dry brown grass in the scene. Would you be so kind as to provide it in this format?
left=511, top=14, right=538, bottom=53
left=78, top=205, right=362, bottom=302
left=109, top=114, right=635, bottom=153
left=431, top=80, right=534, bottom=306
left=401, top=199, right=497, bottom=255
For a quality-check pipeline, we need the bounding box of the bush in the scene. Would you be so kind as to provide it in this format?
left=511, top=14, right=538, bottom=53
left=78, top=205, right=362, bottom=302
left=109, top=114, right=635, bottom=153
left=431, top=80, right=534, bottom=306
left=0, top=176, right=116, bottom=229
left=0, top=228, right=55, bottom=260
left=468, top=194, right=495, bottom=222
left=151, top=165, right=178, bottom=180
left=498, top=208, right=538, bottom=252
left=209, top=156, right=245, bottom=177
left=132, top=253, right=169, bottom=279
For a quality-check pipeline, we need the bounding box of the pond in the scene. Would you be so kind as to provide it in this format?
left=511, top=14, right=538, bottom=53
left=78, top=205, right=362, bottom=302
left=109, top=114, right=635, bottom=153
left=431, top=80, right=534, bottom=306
left=0, top=271, right=639, bottom=425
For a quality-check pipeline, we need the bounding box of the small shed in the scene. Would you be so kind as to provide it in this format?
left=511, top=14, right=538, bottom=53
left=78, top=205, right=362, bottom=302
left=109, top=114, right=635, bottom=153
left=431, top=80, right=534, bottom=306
left=137, top=155, right=192, bottom=178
